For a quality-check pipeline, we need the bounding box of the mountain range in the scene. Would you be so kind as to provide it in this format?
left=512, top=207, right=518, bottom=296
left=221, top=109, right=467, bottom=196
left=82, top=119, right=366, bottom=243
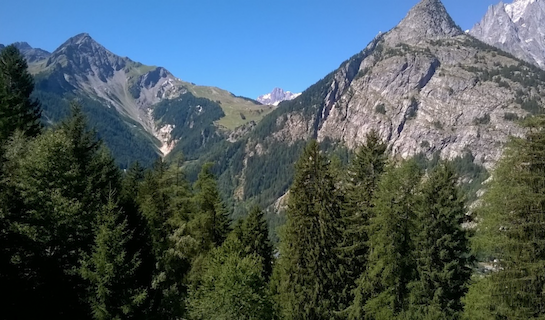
left=5, top=33, right=272, bottom=167
left=3, top=0, right=545, bottom=210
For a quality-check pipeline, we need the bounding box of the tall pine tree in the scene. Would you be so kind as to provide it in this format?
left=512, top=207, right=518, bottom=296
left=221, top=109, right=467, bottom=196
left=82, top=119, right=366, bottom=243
left=190, top=162, right=231, bottom=251
left=80, top=192, right=146, bottom=320
left=272, top=140, right=346, bottom=320
left=0, top=45, right=41, bottom=143
left=473, top=116, right=545, bottom=318
left=408, top=163, right=472, bottom=320
left=233, top=205, right=274, bottom=280
left=350, top=160, right=421, bottom=320
left=138, top=158, right=197, bottom=319
left=341, top=130, right=387, bottom=311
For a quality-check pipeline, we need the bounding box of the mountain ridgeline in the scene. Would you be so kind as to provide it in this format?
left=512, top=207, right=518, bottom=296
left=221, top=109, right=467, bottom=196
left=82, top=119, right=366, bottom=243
left=471, top=0, right=545, bottom=69
left=7, top=0, right=545, bottom=209
left=207, top=0, right=545, bottom=209
left=17, top=33, right=270, bottom=168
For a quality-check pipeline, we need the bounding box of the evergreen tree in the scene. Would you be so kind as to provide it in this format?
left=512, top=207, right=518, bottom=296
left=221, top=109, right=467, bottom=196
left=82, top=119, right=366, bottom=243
left=0, top=105, right=121, bottom=319
left=408, top=163, right=472, bottom=320
left=234, top=205, right=274, bottom=280
left=81, top=192, right=146, bottom=320
left=272, top=140, right=346, bottom=320
left=341, top=130, right=387, bottom=310
left=350, top=160, right=421, bottom=320
left=138, top=158, right=197, bottom=319
left=473, top=116, right=545, bottom=318
left=0, top=45, right=41, bottom=143
left=187, top=237, right=274, bottom=320
left=191, top=162, right=231, bottom=251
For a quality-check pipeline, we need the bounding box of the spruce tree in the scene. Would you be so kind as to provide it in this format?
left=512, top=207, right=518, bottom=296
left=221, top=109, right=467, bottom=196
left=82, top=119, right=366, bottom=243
left=187, top=239, right=274, bottom=320
left=138, top=158, right=197, bottom=319
left=341, top=130, right=387, bottom=310
left=473, top=116, right=545, bottom=318
left=350, top=160, right=421, bottom=320
left=272, top=140, right=346, bottom=320
left=0, top=105, right=121, bottom=319
left=408, top=163, right=472, bottom=320
left=0, top=45, right=41, bottom=143
left=235, top=205, right=274, bottom=280
left=81, top=192, right=146, bottom=320
left=191, top=162, right=231, bottom=251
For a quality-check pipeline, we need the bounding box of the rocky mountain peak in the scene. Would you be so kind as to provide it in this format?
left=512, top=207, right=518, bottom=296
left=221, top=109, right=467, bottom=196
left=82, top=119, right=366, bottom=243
left=387, top=0, right=462, bottom=44
left=257, top=87, right=301, bottom=106
left=12, top=42, right=51, bottom=63
left=470, top=0, right=545, bottom=68
left=47, top=33, right=128, bottom=81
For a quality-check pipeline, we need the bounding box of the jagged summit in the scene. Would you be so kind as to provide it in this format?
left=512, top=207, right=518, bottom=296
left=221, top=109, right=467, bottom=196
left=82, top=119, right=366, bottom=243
left=257, top=87, right=301, bottom=106
left=386, top=0, right=462, bottom=44
left=53, top=33, right=106, bottom=54
left=470, top=0, right=545, bottom=69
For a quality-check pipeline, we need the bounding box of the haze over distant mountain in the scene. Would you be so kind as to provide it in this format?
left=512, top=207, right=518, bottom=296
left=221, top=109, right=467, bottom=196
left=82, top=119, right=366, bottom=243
left=12, top=42, right=51, bottom=63
left=470, top=0, right=545, bottom=69
left=257, top=88, right=301, bottom=106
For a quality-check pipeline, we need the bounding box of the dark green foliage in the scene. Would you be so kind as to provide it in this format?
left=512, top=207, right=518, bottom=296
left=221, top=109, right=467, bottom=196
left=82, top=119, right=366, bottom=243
left=153, top=93, right=225, bottom=160
left=138, top=158, right=197, bottom=319
left=35, top=91, right=159, bottom=168
left=191, top=162, right=231, bottom=251
left=272, top=140, right=346, bottom=320
left=408, top=163, right=472, bottom=319
left=503, top=112, right=519, bottom=121
left=414, top=151, right=489, bottom=203
left=0, top=45, right=41, bottom=143
left=243, top=140, right=306, bottom=206
left=350, top=160, right=422, bottom=320
left=521, top=97, right=543, bottom=114
left=81, top=193, right=146, bottom=320
left=472, top=116, right=545, bottom=318
left=233, top=206, right=274, bottom=280
left=0, top=105, right=121, bottom=319
left=187, top=241, right=274, bottom=320
left=473, top=113, right=491, bottom=125
left=375, top=104, right=386, bottom=114
left=341, top=131, right=388, bottom=312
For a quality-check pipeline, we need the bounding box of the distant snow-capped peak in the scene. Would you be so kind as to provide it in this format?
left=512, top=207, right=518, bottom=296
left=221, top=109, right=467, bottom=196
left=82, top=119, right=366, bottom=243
left=257, top=87, right=301, bottom=106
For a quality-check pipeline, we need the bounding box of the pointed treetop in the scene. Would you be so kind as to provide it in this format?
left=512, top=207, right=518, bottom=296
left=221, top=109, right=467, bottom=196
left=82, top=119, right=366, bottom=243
left=386, top=0, right=462, bottom=44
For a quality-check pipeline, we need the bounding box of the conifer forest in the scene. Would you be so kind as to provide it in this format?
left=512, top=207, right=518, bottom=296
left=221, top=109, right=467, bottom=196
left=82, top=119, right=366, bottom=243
left=2, top=42, right=545, bottom=320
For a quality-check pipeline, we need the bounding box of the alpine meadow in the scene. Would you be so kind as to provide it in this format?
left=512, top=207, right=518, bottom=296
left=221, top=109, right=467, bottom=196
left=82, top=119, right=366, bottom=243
left=3, top=0, right=545, bottom=319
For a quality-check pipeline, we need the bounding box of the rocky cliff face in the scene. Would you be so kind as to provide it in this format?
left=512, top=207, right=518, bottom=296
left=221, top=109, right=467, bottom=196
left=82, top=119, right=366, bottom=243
left=238, top=0, right=545, bottom=201
left=12, top=42, right=51, bottom=63
left=470, top=0, right=545, bottom=69
left=257, top=87, right=301, bottom=106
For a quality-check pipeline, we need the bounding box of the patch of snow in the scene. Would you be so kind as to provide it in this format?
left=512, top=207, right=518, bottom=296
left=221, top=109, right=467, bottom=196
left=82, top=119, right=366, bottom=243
left=505, top=0, right=536, bottom=23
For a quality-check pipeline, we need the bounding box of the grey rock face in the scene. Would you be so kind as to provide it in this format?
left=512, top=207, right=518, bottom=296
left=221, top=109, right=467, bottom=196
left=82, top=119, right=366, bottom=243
left=250, top=0, right=543, bottom=170
left=39, top=33, right=187, bottom=153
left=257, top=87, right=301, bottom=106
left=387, top=0, right=462, bottom=45
left=471, top=0, right=545, bottom=68
left=12, top=42, right=51, bottom=63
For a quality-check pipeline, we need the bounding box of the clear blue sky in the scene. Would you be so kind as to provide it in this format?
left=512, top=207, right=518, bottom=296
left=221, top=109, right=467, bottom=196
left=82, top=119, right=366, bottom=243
left=0, top=0, right=500, bottom=99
